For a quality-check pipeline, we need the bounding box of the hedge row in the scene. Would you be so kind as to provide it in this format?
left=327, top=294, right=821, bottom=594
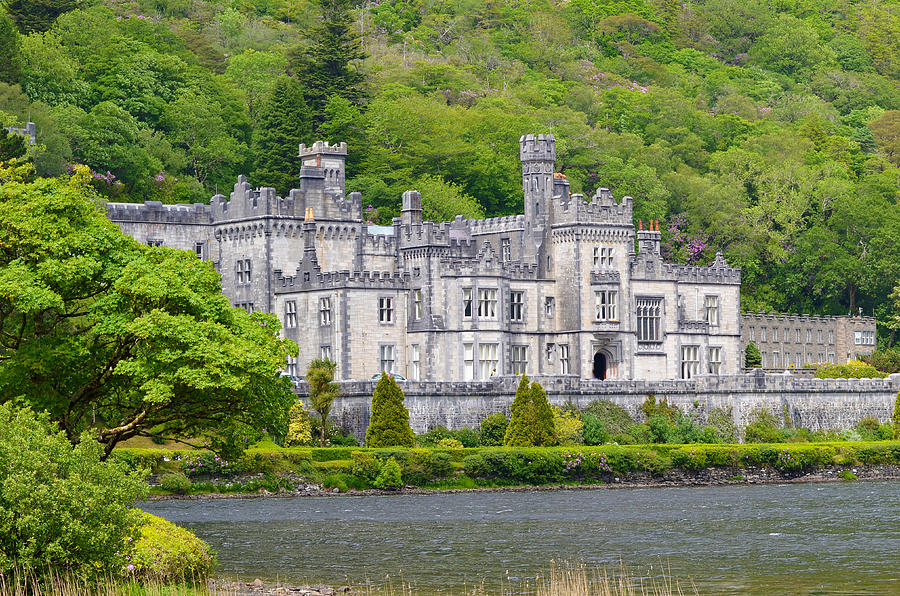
left=117, top=441, right=900, bottom=489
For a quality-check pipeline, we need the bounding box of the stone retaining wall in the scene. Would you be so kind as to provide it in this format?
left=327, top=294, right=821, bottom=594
left=295, top=371, right=900, bottom=439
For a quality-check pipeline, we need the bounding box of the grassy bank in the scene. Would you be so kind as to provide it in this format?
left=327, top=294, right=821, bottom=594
left=115, top=440, right=900, bottom=496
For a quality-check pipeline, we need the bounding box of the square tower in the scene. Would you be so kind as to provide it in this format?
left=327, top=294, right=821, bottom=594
left=299, top=141, right=348, bottom=196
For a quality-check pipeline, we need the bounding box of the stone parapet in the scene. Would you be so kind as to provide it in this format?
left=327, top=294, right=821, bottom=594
left=106, top=201, right=213, bottom=225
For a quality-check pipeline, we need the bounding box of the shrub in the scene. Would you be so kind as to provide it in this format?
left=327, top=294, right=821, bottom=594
left=640, top=395, right=678, bottom=422
left=648, top=414, right=678, bottom=443
left=553, top=405, right=584, bottom=445
left=815, top=361, right=885, bottom=379
left=309, top=417, right=359, bottom=446
left=417, top=425, right=454, bottom=447
left=128, top=511, right=216, bottom=582
left=581, top=400, right=635, bottom=436
left=438, top=437, right=463, bottom=449
left=284, top=400, right=313, bottom=447
left=159, top=472, right=192, bottom=494
left=478, top=412, right=508, bottom=446
left=373, top=457, right=403, bottom=489
left=452, top=427, right=481, bottom=447
left=707, top=407, right=737, bottom=442
left=366, top=373, right=415, bottom=447
left=744, top=409, right=784, bottom=443
left=861, top=349, right=900, bottom=374
left=894, top=388, right=900, bottom=440
left=349, top=451, right=381, bottom=484
left=582, top=414, right=609, bottom=445
left=179, top=452, right=237, bottom=478
left=403, top=451, right=453, bottom=485
left=0, top=404, right=147, bottom=579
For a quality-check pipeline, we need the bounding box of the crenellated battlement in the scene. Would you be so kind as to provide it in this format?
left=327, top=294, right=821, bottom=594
left=274, top=268, right=409, bottom=292
left=106, top=201, right=213, bottom=225
left=466, top=214, right=527, bottom=235
left=299, top=141, right=347, bottom=158
left=742, top=312, right=877, bottom=326
left=519, top=133, right=556, bottom=162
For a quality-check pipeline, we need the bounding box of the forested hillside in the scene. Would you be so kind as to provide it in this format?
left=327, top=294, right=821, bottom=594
left=2, top=0, right=900, bottom=339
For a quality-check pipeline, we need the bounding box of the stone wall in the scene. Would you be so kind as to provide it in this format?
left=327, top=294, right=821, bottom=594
left=296, top=371, right=900, bottom=439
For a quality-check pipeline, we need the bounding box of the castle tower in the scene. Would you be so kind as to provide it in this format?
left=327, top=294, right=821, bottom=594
left=299, top=141, right=348, bottom=196
left=520, top=133, right=556, bottom=225
left=401, top=190, right=422, bottom=225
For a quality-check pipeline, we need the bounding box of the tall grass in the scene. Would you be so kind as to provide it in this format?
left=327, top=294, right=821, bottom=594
left=0, top=562, right=694, bottom=595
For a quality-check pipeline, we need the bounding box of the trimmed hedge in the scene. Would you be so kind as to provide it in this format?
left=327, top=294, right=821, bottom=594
left=118, top=441, right=900, bottom=492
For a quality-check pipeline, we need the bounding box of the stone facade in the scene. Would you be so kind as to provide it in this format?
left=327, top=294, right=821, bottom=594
left=107, top=135, right=751, bottom=382
left=3, top=121, right=36, bottom=146
left=740, top=313, right=877, bottom=369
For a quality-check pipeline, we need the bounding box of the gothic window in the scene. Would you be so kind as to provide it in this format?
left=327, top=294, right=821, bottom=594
left=511, top=345, right=527, bottom=375
left=285, top=300, right=297, bottom=328
left=636, top=298, right=662, bottom=342
left=559, top=344, right=570, bottom=374
left=760, top=327, right=767, bottom=342
left=235, top=259, right=251, bottom=284
left=594, top=290, right=617, bottom=321
left=828, top=330, right=834, bottom=344
left=194, top=242, right=204, bottom=258
left=320, top=345, right=332, bottom=361
left=593, top=246, right=614, bottom=268
left=501, top=238, right=511, bottom=262
left=545, top=297, right=555, bottom=318
left=510, top=291, right=524, bottom=322
left=378, top=297, right=393, bottom=323
left=818, top=329, right=823, bottom=344
left=285, top=355, right=297, bottom=377
left=463, top=343, right=474, bottom=381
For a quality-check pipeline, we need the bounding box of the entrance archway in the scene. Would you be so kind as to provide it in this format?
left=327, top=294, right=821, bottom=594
left=593, top=352, right=607, bottom=380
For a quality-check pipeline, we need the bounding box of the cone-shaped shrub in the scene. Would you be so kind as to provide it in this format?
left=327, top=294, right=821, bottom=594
left=365, top=373, right=415, bottom=447
left=529, top=381, right=556, bottom=446
left=504, top=375, right=532, bottom=446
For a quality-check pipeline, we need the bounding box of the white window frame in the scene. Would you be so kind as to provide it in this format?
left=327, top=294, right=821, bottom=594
left=704, top=295, right=719, bottom=326
left=708, top=346, right=722, bottom=375
left=559, top=344, right=570, bottom=374
left=378, top=296, right=394, bottom=324
left=235, top=259, right=251, bottom=284
left=510, top=290, right=524, bottom=322
left=463, top=288, right=473, bottom=319
left=511, top=345, right=527, bottom=375
left=593, top=246, right=614, bottom=268
left=320, top=345, right=332, bottom=361
left=413, top=289, right=422, bottom=320
left=380, top=344, right=395, bottom=373
left=478, top=288, right=498, bottom=318
left=410, top=344, right=420, bottom=380
left=500, top=237, right=511, bottom=262
left=479, top=343, right=499, bottom=379
left=285, top=355, right=298, bottom=377
left=320, top=297, right=332, bottom=326
left=681, top=345, right=700, bottom=379
left=463, top=343, right=474, bottom=381
left=636, top=297, right=662, bottom=342
left=594, top=290, right=617, bottom=321
left=285, top=300, right=298, bottom=328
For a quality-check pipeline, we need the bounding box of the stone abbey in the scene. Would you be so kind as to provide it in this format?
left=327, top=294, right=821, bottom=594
left=105, top=134, right=873, bottom=382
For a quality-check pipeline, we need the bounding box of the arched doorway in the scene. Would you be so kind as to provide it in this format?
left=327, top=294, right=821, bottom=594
left=593, top=352, right=607, bottom=380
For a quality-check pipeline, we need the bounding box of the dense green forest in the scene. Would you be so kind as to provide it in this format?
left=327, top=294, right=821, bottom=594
left=1, top=0, right=900, bottom=341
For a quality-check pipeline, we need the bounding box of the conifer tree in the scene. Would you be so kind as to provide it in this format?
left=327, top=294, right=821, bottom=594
left=0, top=11, right=21, bottom=83
left=2, top=0, right=84, bottom=33
left=288, top=0, right=367, bottom=125
left=251, top=75, right=313, bottom=195
left=504, top=375, right=533, bottom=446
left=365, top=373, right=415, bottom=447
left=745, top=341, right=762, bottom=368
left=529, top=381, right=556, bottom=446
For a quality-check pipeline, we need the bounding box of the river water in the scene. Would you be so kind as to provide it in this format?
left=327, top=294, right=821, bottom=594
left=142, top=481, right=900, bottom=594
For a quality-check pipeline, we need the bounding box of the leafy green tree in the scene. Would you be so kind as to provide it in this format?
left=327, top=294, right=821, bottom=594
left=0, top=169, right=297, bottom=456
left=288, top=0, right=367, bottom=122
left=893, top=389, right=900, bottom=440
left=306, top=357, right=339, bottom=447
left=869, top=111, right=900, bottom=166
left=225, top=49, right=289, bottom=124
left=0, top=403, right=148, bottom=578
left=252, top=75, right=312, bottom=193
left=0, top=128, right=26, bottom=161
left=414, top=173, right=485, bottom=221
left=748, top=15, right=833, bottom=77
left=1, top=0, right=85, bottom=33
left=0, top=11, right=21, bottom=83
left=365, top=373, right=415, bottom=447
left=582, top=414, right=609, bottom=445
left=745, top=341, right=762, bottom=368
left=162, top=90, right=248, bottom=187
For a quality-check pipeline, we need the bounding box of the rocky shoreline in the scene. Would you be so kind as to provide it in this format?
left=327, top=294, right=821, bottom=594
left=147, top=464, right=900, bottom=501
